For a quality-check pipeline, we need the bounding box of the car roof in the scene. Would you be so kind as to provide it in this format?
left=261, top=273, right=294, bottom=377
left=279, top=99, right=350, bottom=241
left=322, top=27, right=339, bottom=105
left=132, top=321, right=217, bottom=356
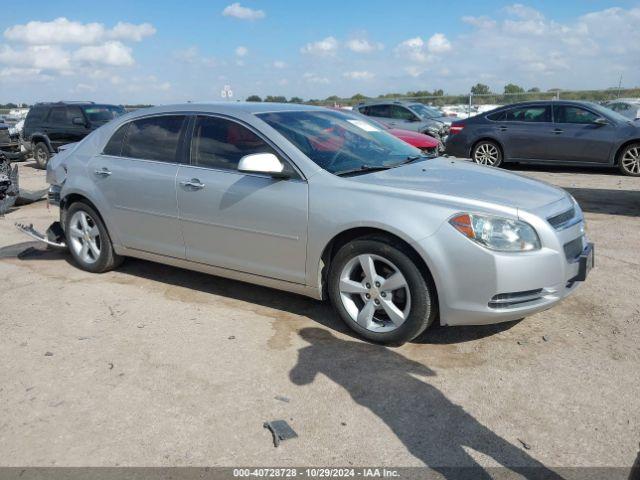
left=492, top=100, right=604, bottom=110
left=125, top=102, right=331, bottom=117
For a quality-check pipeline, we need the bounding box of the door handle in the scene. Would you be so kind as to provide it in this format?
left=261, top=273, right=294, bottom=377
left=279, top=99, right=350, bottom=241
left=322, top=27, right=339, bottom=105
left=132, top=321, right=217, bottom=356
left=94, top=168, right=112, bottom=176
left=180, top=179, right=205, bottom=190
left=499, top=126, right=508, bottom=132
left=552, top=128, right=564, bottom=135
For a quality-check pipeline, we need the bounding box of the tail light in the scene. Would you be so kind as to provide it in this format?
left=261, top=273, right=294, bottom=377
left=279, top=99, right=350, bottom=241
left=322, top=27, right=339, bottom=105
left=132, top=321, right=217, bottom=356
left=449, top=123, right=465, bottom=135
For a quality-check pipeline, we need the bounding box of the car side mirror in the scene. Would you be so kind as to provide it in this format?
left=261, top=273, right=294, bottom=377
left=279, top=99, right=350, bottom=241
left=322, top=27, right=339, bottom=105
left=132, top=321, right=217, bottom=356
left=593, top=117, right=609, bottom=126
left=238, top=153, right=289, bottom=178
left=72, top=117, right=86, bottom=126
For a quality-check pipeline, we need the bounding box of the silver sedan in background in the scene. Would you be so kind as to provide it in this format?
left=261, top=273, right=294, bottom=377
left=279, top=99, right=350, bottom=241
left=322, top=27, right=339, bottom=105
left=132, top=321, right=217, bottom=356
left=46, top=103, right=593, bottom=344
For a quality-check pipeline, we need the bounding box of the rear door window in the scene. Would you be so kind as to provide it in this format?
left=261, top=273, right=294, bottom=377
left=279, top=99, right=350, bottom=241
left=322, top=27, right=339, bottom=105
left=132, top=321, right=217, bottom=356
left=391, top=105, right=417, bottom=121
left=504, top=106, right=551, bottom=122
left=367, top=104, right=391, bottom=118
left=47, top=107, right=67, bottom=124
left=103, top=123, right=129, bottom=156
left=122, top=115, right=186, bottom=162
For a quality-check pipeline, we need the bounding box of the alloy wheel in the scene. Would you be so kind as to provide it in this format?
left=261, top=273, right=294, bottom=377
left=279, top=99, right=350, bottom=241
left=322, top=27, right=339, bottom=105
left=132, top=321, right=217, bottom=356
left=621, top=147, right=640, bottom=175
left=338, top=254, right=411, bottom=333
left=474, top=143, right=500, bottom=166
left=68, top=211, right=101, bottom=264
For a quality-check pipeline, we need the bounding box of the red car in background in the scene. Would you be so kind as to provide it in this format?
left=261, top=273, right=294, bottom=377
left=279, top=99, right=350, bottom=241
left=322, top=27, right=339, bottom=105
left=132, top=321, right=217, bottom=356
left=331, top=108, right=440, bottom=155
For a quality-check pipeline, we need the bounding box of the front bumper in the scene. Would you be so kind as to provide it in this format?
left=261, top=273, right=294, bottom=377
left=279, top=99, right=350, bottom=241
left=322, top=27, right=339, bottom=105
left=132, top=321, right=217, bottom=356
left=414, top=209, right=590, bottom=326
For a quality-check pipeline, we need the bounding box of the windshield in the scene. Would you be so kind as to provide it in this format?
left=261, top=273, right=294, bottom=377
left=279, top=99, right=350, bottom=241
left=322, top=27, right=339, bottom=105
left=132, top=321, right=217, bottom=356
left=257, top=110, right=422, bottom=175
left=83, top=105, right=126, bottom=123
left=410, top=103, right=443, bottom=118
left=586, top=102, right=630, bottom=123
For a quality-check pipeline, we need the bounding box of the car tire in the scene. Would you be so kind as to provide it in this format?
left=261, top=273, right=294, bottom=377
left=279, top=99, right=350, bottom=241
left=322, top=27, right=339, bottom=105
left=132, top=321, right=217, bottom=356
left=472, top=140, right=503, bottom=167
left=33, top=142, right=50, bottom=169
left=618, top=143, right=640, bottom=176
left=64, top=201, right=123, bottom=273
left=328, top=238, right=437, bottom=345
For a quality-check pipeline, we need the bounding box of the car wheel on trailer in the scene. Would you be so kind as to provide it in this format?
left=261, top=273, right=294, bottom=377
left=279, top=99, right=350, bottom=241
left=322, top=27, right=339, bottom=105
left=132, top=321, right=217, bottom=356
left=328, top=238, right=436, bottom=345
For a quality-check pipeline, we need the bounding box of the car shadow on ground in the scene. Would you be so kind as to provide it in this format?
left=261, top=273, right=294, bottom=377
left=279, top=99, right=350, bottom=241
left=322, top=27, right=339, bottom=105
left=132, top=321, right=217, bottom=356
left=2, top=242, right=514, bottom=345
left=3, top=241, right=562, bottom=475
left=290, top=327, right=563, bottom=479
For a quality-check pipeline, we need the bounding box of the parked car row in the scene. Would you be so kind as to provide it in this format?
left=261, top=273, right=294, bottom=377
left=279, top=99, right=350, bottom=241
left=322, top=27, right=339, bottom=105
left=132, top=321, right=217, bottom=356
left=445, top=100, right=640, bottom=176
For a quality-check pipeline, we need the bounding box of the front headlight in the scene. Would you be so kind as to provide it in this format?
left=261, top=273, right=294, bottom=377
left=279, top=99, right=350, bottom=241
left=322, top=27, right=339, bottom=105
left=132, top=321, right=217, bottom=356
left=449, top=213, right=541, bottom=252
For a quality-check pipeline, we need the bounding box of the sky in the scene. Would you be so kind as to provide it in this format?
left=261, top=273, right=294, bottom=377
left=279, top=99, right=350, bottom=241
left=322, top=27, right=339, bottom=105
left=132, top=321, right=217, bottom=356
left=0, top=0, right=639, bottom=104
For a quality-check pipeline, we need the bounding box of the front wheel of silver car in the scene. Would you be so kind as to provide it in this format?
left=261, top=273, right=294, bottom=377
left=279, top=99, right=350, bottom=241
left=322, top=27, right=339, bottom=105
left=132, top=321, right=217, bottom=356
left=619, top=143, right=640, bottom=177
left=472, top=141, right=503, bottom=167
left=65, top=201, right=122, bottom=273
left=328, top=238, right=436, bottom=345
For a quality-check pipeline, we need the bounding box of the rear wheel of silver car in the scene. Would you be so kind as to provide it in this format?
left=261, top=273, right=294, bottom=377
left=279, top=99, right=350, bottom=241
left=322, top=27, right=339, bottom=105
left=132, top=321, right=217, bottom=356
left=33, top=142, right=50, bottom=170
left=472, top=141, right=503, bottom=167
left=329, top=238, right=436, bottom=345
left=619, top=143, right=640, bottom=177
left=65, top=202, right=122, bottom=273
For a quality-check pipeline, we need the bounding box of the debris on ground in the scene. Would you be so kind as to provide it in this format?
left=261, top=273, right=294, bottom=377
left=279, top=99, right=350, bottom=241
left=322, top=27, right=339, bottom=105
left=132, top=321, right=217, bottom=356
left=263, top=420, right=298, bottom=447
left=542, top=335, right=549, bottom=342
left=44, top=351, right=53, bottom=356
left=274, top=395, right=290, bottom=403
left=518, top=438, right=532, bottom=450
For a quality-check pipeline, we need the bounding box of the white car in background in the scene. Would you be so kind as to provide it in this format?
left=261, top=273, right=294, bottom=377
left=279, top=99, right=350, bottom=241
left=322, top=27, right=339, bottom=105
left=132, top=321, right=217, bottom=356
left=441, top=105, right=477, bottom=120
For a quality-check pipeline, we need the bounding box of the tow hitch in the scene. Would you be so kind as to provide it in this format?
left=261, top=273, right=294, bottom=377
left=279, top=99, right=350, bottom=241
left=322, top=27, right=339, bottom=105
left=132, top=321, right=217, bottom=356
left=15, top=222, right=67, bottom=250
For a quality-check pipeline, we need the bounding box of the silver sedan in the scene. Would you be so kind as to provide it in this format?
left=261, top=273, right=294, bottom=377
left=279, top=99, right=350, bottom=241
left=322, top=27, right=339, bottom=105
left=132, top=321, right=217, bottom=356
left=46, top=103, right=593, bottom=344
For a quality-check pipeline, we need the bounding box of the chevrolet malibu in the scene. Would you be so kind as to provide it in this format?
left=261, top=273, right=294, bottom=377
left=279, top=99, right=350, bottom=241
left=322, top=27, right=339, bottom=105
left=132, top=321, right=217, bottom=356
left=46, top=103, right=593, bottom=344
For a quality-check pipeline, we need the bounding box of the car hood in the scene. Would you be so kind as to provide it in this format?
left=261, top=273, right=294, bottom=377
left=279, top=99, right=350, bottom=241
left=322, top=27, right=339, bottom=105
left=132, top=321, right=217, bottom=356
left=349, top=157, right=568, bottom=212
left=388, top=128, right=439, bottom=147
left=426, top=115, right=453, bottom=125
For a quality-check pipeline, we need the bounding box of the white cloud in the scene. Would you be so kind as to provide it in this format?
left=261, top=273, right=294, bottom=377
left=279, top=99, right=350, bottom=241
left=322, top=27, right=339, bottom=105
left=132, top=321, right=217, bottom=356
left=222, top=3, right=265, bottom=20
left=395, top=33, right=451, bottom=65
left=3, top=17, right=155, bottom=45
left=345, top=38, right=383, bottom=53
left=343, top=71, right=374, bottom=80
left=427, top=33, right=452, bottom=53
left=0, top=44, right=72, bottom=71
left=73, top=41, right=134, bottom=67
left=235, top=46, right=248, bottom=57
left=300, top=36, right=338, bottom=56
left=504, top=4, right=544, bottom=20
left=462, top=16, right=497, bottom=29
left=273, top=60, right=286, bottom=69
left=173, top=46, right=217, bottom=66
left=303, top=72, right=330, bottom=84
left=109, top=22, right=156, bottom=42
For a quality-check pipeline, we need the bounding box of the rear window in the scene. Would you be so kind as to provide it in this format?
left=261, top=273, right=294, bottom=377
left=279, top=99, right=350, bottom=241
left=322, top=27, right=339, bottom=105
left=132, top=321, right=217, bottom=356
left=121, top=115, right=186, bottom=162
left=504, top=106, right=551, bottom=122
left=83, top=105, right=126, bottom=123
left=26, top=106, right=49, bottom=123
left=103, top=123, right=129, bottom=156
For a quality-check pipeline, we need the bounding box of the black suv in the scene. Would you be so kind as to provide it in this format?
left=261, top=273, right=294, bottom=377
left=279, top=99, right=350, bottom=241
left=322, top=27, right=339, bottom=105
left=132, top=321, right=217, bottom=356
left=23, top=102, right=126, bottom=169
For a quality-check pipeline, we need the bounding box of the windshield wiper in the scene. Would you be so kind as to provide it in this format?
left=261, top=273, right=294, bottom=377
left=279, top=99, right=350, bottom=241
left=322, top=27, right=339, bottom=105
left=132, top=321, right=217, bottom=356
left=392, top=154, right=430, bottom=168
left=334, top=165, right=392, bottom=177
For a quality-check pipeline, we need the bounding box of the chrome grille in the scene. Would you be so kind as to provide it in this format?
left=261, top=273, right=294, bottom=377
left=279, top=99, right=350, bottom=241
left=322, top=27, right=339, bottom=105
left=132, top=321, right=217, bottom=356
left=564, top=237, right=583, bottom=261
left=548, top=207, right=576, bottom=230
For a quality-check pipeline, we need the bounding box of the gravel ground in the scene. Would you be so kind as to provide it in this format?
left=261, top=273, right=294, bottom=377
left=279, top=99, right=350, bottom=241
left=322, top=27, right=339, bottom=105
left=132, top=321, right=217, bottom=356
left=0, top=159, right=638, bottom=474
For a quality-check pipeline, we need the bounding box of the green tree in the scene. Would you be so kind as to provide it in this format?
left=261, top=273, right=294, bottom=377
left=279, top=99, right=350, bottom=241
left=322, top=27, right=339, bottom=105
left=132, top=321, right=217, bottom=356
left=527, top=87, right=540, bottom=93
left=504, top=83, right=525, bottom=94
left=289, top=96, right=304, bottom=104
left=264, top=95, right=287, bottom=103
left=246, top=95, right=262, bottom=102
left=350, top=93, right=367, bottom=101
left=471, top=83, right=490, bottom=95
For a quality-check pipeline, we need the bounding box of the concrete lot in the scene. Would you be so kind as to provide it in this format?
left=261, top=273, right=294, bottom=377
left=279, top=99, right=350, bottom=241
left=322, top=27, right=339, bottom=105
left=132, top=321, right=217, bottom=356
left=0, top=159, right=639, bottom=473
